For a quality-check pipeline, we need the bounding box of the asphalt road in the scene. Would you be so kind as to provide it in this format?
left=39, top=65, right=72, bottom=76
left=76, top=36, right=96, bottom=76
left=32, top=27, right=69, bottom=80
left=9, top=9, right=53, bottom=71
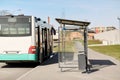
left=0, top=62, right=37, bottom=80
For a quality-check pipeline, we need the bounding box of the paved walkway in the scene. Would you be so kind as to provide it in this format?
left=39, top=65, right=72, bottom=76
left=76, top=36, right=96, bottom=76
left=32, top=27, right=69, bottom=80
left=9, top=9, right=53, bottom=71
left=17, top=41, right=120, bottom=80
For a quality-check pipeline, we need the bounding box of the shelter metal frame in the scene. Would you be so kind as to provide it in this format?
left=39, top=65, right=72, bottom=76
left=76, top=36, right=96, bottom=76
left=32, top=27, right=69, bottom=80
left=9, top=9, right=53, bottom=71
left=56, top=18, right=90, bottom=72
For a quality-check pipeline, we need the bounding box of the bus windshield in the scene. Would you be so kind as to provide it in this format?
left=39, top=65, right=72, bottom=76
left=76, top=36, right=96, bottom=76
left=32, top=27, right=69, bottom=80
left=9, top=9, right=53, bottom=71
left=0, top=17, right=31, bottom=37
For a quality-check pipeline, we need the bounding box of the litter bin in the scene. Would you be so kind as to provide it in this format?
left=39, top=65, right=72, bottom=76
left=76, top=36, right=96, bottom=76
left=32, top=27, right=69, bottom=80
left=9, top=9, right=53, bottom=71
left=78, top=53, right=86, bottom=71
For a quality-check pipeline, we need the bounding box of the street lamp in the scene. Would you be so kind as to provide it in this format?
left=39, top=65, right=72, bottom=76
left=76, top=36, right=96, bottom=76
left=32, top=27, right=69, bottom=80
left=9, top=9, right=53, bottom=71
left=117, top=17, right=120, bottom=44
left=118, top=17, right=120, bottom=29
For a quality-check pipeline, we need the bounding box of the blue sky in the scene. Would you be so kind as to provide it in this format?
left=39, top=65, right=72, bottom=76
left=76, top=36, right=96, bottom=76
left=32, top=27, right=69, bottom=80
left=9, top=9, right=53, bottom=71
left=0, top=0, right=120, bottom=28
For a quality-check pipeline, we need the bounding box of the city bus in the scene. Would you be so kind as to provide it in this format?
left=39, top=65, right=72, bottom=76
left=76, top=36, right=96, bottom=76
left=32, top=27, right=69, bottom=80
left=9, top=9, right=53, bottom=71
left=0, top=15, right=54, bottom=64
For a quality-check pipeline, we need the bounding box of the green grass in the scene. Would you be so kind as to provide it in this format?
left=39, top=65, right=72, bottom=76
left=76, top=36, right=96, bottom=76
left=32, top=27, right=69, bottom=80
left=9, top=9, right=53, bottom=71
left=89, top=45, right=120, bottom=61
left=79, top=40, right=102, bottom=45
left=88, top=40, right=102, bottom=45
left=53, top=40, right=75, bottom=52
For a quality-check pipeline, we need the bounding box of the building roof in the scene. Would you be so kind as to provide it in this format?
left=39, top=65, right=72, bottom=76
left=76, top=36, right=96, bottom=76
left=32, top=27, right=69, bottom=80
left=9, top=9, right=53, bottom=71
left=56, top=18, right=90, bottom=27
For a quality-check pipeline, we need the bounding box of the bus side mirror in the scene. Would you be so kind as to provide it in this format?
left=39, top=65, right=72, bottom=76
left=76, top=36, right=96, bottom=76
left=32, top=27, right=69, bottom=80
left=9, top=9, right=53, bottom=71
left=43, top=21, right=46, bottom=23
left=37, top=18, right=41, bottom=21
left=35, top=17, right=41, bottom=22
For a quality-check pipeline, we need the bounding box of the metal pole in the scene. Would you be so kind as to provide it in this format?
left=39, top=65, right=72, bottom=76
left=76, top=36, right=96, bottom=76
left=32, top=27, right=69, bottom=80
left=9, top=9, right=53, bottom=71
left=58, top=26, right=60, bottom=68
left=84, top=26, right=88, bottom=72
left=118, top=17, right=120, bottom=29
left=62, top=24, right=66, bottom=64
left=63, top=24, right=65, bottom=53
left=58, top=24, right=62, bottom=68
left=117, top=17, right=120, bottom=44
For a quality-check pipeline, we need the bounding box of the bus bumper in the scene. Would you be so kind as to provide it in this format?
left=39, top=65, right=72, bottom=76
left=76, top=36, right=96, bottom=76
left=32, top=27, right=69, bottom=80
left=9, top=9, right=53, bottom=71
left=0, top=54, right=37, bottom=62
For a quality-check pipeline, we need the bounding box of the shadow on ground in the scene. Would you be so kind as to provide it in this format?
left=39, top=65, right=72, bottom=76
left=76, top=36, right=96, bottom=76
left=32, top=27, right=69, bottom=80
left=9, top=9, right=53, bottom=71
left=2, top=63, right=37, bottom=68
left=41, top=52, right=75, bottom=65
left=88, top=59, right=116, bottom=73
left=89, top=59, right=116, bottom=65
left=41, top=53, right=58, bottom=65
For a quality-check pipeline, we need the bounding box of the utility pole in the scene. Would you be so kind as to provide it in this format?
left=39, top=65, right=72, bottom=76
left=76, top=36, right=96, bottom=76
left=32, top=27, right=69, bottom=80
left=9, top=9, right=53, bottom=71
left=118, top=17, right=120, bottom=29
left=61, top=8, right=65, bottom=19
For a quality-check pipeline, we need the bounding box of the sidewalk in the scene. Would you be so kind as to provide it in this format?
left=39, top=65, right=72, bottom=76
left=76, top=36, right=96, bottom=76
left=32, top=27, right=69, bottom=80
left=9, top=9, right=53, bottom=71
left=17, top=42, right=120, bottom=80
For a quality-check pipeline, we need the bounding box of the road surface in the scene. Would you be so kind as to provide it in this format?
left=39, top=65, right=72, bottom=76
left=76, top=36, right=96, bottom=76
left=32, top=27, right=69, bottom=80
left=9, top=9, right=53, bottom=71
left=0, top=62, right=37, bottom=80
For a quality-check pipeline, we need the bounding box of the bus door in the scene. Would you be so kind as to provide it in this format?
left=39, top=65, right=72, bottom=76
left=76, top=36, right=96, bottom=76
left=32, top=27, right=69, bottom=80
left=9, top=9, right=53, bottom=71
left=42, top=28, right=48, bottom=59
left=44, top=28, right=48, bottom=57
left=36, top=26, right=42, bottom=63
left=47, top=29, right=50, bottom=56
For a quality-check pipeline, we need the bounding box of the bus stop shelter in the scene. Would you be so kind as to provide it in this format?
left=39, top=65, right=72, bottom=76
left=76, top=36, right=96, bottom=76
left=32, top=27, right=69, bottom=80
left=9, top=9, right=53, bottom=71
left=56, top=18, right=90, bottom=72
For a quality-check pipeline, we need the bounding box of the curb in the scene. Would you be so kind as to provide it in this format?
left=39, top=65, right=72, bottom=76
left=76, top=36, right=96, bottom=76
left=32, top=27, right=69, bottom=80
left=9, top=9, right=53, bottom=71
left=17, top=66, right=39, bottom=80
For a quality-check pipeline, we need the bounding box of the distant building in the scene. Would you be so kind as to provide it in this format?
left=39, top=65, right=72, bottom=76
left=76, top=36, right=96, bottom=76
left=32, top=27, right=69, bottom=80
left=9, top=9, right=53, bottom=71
left=67, top=32, right=83, bottom=40
left=65, top=30, right=95, bottom=41
left=91, top=26, right=116, bottom=33
left=88, top=29, right=95, bottom=40
left=94, top=30, right=120, bottom=45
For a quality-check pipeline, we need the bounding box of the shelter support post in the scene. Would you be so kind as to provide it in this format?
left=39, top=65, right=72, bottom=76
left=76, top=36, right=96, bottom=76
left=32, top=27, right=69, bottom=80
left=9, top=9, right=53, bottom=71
left=84, top=26, right=89, bottom=72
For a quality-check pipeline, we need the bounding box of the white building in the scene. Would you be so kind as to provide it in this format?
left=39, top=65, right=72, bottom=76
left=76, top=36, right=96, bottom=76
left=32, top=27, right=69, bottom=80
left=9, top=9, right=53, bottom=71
left=94, top=30, right=120, bottom=45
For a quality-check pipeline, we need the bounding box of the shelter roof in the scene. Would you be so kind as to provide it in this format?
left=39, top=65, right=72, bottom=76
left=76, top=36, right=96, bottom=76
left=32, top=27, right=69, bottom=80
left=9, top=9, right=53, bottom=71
left=56, top=18, right=90, bottom=26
